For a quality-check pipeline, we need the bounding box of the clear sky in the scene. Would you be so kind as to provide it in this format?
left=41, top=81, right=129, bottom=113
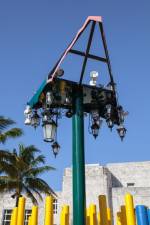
left=0, top=0, right=150, bottom=191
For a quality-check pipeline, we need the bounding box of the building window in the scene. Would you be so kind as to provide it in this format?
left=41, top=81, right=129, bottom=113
left=24, top=210, right=32, bottom=225
left=2, top=209, right=12, bottom=225
left=53, top=199, right=58, bottom=214
left=127, top=183, right=135, bottom=187
left=2, top=209, right=31, bottom=225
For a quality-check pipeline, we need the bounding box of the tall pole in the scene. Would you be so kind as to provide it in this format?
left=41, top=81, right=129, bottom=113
left=72, top=87, right=86, bottom=225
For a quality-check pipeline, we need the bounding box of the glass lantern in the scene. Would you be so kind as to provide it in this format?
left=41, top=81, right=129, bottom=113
left=117, top=125, right=126, bottom=141
left=51, top=141, right=60, bottom=157
left=91, top=122, right=100, bottom=139
left=31, top=111, right=40, bottom=128
left=42, top=118, right=57, bottom=142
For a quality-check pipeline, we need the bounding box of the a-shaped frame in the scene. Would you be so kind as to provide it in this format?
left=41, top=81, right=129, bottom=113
left=48, top=16, right=115, bottom=88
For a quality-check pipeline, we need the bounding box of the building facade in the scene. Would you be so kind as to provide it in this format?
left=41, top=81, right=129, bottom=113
left=1, top=161, right=150, bottom=225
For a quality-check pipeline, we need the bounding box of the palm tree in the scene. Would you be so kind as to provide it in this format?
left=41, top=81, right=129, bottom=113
left=0, top=144, right=56, bottom=206
left=0, top=116, right=23, bottom=143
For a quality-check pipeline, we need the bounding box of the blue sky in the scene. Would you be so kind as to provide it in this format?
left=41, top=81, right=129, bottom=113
left=0, top=0, right=150, bottom=191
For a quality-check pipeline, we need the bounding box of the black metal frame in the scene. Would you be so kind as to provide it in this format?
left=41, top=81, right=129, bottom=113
left=48, top=20, right=115, bottom=89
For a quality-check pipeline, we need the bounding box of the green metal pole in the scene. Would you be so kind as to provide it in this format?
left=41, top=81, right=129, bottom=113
left=72, top=88, right=86, bottom=225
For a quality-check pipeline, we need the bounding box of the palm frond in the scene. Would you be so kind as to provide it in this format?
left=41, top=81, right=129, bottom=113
left=0, top=143, right=55, bottom=205
left=26, top=177, right=56, bottom=197
left=0, top=128, right=23, bottom=144
left=0, top=161, right=17, bottom=177
left=25, top=166, right=55, bottom=177
left=29, top=188, right=43, bottom=202
left=31, top=155, right=46, bottom=166
left=0, top=149, right=12, bottom=160
left=0, top=150, right=17, bottom=169
left=23, top=185, right=38, bottom=205
left=0, top=176, right=18, bottom=192
left=19, top=145, right=40, bottom=164
left=0, top=116, right=15, bottom=132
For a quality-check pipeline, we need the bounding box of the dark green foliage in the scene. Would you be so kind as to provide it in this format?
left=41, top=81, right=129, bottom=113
left=0, top=116, right=23, bottom=143
left=0, top=144, right=56, bottom=206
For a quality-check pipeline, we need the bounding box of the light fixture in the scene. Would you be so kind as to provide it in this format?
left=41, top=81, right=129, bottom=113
left=106, top=104, right=112, bottom=118
left=51, top=141, right=60, bottom=158
left=55, top=68, right=64, bottom=77
left=31, top=111, right=40, bottom=129
left=89, top=71, right=99, bottom=86
left=106, top=118, right=114, bottom=130
left=117, top=125, right=126, bottom=141
left=106, top=82, right=114, bottom=91
left=42, top=113, right=57, bottom=142
left=24, top=114, right=32, bottom=125
left=90, top=110, right=103, bottom=138
left=105, top=104, right=114, bottom=130
left=65, top=94, right=71, bottom=105
left=46, top=92, right=53, bottom=107
left=91, top=121, right=100, bottom=139
left=91, top=109, right=100, bottom=121
left=24, top=105, right=32, bottom=115
left=117, top=105, right=125, bottom=124
left=66, top=109, right=73, bottom=118
left=64, top=87, right=72, bottom=105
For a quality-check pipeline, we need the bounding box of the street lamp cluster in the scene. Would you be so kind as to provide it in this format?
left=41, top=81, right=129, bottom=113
left=24, top=69, right=127, bottom=157
left=24, top=16, right=127, bottom=225
left=24, top=99, right=60, bottom=157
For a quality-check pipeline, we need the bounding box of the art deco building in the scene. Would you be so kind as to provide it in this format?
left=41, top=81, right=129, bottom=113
left=1, top=161, right=150, bottom=225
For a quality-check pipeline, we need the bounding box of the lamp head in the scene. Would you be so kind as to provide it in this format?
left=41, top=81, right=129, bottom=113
left=51, top=141, right=60, bottom=158
left=89, top=71, right=99, bottom=86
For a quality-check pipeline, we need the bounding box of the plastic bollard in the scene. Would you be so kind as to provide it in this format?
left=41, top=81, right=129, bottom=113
left=125, top=193, right=136, bottom=225
left=147, top=209, right=150, bottom=224
left=60, top=207, right=64, bottom=225
left=89, top=204, right=97, bottom=225
left=60, top=205, right=69, bottom=225
left=136, top=205, right=149, bottom=225
left=10, top=208, right=15, bottom=225
left=28, top=216, right=32, bottom=225
left=117, top=212, right=122, bottom=225
left=12, top=208, right=18, bottom=225
left=98, top=195, right=108, bottom=225
left=121, top=205, right=127, bottom=225
left=44, top=196, right=53, bottom=225
left=107, top=208, right=112, bottom=225
left=17, top=197, right=26, bottom=225
left=86, top=208, right=90, bottom=225
left=97, top=212, right=100, bottom=225
left=64, top=205, right=69, bottom=225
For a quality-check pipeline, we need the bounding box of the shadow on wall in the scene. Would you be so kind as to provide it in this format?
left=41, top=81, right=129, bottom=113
left=111, top=174, right=123, bottom=188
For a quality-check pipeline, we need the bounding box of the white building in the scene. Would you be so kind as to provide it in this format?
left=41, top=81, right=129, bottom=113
left=1, top=161, right=150, bottom=225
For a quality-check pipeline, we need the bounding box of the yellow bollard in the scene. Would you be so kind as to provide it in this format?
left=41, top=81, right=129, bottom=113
left=86, top=208, right=90, bottom=225
left=64, top=205, right=69, bottom=225
left=28, top=216, right=32, bottom=225
left=107, top=208, right=112, bottom=225
left=89, top=204, right=97, bottom=225
left=97, top=212, right=100, bottom=225
left=12, top=208, right=18, bottom=225
left=44, top=196, right=53, bottom=225
left=31, top=206, right=38, bottom=225
left=10, top=208, right=15, bottom=225
left=60, top=207, right=64, bottom=225
left=117, top=212, right=122, bottom=225
left=98, top=195, right=108, bottom=225
left=121, top=205, right=127, bottom=225
left=125, top=193, right=136, bottom=225
left=60, top=205, right=69, bottom=225
left=17, top=197, right=26, bottom=225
